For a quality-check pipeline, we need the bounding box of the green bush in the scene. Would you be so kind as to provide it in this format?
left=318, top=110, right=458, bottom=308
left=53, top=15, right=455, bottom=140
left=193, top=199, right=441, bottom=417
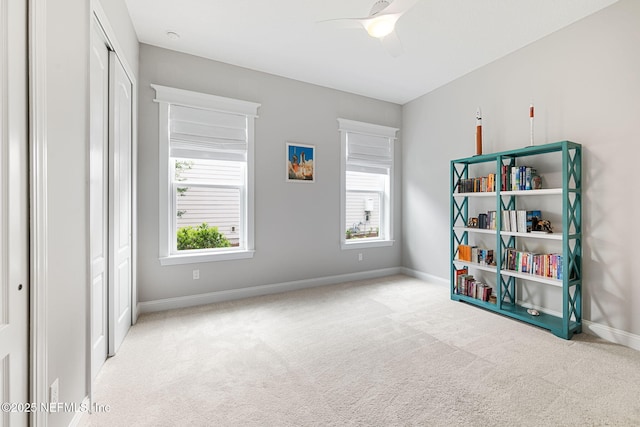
left=177, top=223, right=231, bottom=250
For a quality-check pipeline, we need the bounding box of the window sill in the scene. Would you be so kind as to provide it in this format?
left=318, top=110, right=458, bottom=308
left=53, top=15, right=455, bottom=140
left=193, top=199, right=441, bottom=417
left=160, top=249, right=255, bottom=266
left=341, top=239, right=394, bottom=250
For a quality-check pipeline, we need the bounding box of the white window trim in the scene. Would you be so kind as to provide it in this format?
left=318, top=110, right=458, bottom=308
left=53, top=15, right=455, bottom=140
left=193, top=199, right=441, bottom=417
left=338, top=118, right=398, bottom=250
left=153, top=84, right=260, bottom=265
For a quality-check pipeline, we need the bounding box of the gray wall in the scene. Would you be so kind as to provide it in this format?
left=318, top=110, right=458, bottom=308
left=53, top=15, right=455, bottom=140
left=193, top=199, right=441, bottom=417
left=44, top=3, right=89, bottom=426
left=137, top=44, right=402, bottom=303
left=43, top=1, right=138, bottom=426
left=402, top=0, right=640, bottom=337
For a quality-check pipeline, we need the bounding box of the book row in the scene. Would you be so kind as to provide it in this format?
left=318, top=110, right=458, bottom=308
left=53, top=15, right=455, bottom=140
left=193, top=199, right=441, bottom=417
left=457, top=244, right=495, bottom=266
left=468, top=210, right=497, bottom=230
left=454, top=268, right=495, bottom=303
left=504, top=248, right=563, bottom=279
left=506, top=165, right=540, bottom=191
left=456, top=245, right=563, bottom=280
left=457, top=173, right=496, bottom=193
left=456, top=165, right=541, bottom=193
left=466, top=209, right=550, bottom=234
left=502, top=209, right=543, bottom=233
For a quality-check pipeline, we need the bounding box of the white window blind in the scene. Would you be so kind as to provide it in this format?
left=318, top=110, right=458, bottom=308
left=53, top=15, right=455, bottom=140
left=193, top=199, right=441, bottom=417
left=170, top=105, right=248, bottom=162
left=346, top=132, right=393, bottom=175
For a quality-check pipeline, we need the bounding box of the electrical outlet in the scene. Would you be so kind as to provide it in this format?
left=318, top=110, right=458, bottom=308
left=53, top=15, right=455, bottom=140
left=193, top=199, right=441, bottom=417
left=193, top=269, right=200, bottom=280
left=50, top=378, right=59, bottom=407
left=358, top=253, right=363, bottom=261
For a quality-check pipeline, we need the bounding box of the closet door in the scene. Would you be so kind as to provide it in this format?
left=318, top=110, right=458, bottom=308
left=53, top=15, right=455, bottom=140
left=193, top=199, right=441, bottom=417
left=89, top=21, right=109, bottom=378
left=108, top=51, right=133, bottom=354
left=0, top=0, right=29, bottom=425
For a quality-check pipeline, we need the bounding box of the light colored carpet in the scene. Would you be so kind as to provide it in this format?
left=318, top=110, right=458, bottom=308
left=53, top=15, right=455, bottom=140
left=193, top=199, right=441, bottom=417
left=81, top=275, right=640, bottom=426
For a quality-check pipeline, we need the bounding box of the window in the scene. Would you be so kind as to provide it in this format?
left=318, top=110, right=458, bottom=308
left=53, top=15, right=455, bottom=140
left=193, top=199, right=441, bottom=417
left=338, top=118, right=398, bottom=249
left=152, top=85, right=260, bottom=265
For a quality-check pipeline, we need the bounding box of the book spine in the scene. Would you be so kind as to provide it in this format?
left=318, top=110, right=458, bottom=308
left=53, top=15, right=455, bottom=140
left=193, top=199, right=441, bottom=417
left=455, top=268, right=468, bottom=294
left=526, top=210, right=541, bottom=233
left=519, top=166, right=524, bottom=190
left=517, top=210, right=526, bottom=233
left=478, top=213, right=487, bottom=229
left=501, top=165, right=507, bottom=191
left=557, top=255, right=563, bottom=280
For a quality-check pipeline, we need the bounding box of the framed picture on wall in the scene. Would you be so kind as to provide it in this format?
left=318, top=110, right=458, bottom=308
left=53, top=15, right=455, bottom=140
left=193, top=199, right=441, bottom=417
left=286, top=142, right=315, bottom=183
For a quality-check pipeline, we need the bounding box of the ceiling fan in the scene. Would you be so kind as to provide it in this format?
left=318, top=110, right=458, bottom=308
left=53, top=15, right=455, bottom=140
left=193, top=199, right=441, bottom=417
left=319, top=0, right=421, bottom=57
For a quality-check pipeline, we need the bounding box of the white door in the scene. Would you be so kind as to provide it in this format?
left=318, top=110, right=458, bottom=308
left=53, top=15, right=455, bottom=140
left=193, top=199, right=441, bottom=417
left=90, top=22, right=110, bottom=378
left=0, top=0, right=29, bottom=425
left=108, top=51, right=133, bottom=354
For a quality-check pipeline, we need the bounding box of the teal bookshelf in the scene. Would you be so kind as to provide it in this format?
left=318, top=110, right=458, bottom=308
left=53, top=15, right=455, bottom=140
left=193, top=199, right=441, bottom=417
left=450, top=141, right=582, bottom=339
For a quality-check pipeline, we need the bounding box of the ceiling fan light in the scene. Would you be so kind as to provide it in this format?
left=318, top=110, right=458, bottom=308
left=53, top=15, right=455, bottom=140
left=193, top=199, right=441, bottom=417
left=366, top=17, right=395, bottom=38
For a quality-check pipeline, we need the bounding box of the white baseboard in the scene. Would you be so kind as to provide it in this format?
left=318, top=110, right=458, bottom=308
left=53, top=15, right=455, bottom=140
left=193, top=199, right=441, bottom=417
left=583, top=320, right=640, bottom=351
left=134, top=302, right=141, bottom=324
left=400, top=267, right=449, bottom=286
left=138, top=267, right=403, bottom=314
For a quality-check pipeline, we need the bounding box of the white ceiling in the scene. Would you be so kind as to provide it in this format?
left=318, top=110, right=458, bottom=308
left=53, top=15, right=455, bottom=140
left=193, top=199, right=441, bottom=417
left=124, top=0, right=618, bottom=105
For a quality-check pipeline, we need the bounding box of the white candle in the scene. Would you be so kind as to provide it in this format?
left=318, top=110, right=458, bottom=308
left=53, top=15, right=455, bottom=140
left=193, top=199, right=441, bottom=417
left=529, top=103, right=535, bottom=146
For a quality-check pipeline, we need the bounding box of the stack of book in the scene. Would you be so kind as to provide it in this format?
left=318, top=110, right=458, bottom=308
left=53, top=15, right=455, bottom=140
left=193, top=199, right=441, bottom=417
left=454, top=268, right=494, bottom=302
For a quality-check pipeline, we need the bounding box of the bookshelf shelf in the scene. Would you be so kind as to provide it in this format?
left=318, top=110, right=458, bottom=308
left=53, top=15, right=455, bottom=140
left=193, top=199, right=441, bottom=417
left=450, top=140, right=582, bottom=339
left=499, top=269, right=563, bottom=287
left=453, top=259, right=496, bottom=274
left=454, top=188, right=562, bottom=198
left=500, top=231, right=562, bottom=240
left=454, top=227, right=563, bottom=241
left=452, top=293, right=498, bottom=311
left=453, top=191, right=496, bottom=198
left=452, top=226, right=496, bottom=235
left=500, top=188, right=562, bottom=197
